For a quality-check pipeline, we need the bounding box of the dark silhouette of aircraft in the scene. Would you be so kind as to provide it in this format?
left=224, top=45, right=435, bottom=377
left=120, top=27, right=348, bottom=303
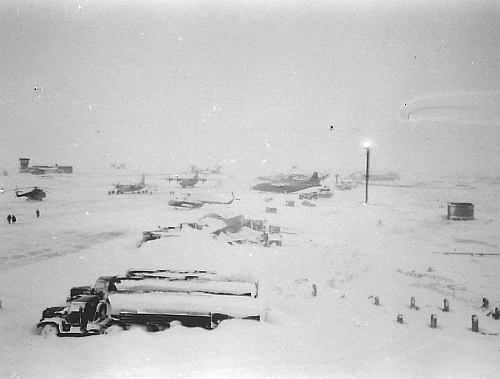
left=113, top=174, right=147, bottom=194
left=252, top=172, right=328, bottom=193
left=168, top=192, right=237, bottom=209
left=16, top=187, right=47, bottom=201
left=168, top=172, right=207, bottom=188
left=200, top=213, right=245, bottom=234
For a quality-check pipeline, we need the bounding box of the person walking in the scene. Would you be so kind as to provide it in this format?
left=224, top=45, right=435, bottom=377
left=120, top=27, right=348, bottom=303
left=11, top=215, right=17, bottom=224
left=36, top=209, right=40, bottom=218
left=7, top=214, right=11, bottom=224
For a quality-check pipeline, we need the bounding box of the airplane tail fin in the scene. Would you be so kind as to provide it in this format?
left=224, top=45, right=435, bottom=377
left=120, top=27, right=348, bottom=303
left=140, top=174, right=146, bottom=185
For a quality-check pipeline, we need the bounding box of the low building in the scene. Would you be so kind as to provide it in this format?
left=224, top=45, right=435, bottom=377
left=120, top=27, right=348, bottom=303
left=19, top=158, right=73, bottom=174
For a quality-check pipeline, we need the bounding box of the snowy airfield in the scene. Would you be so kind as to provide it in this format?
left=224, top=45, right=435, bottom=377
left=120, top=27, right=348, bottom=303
left=1, top=171, right=499, bottom=379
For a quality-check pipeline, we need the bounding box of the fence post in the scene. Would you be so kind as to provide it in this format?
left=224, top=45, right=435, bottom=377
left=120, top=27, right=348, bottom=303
left=430, top=314, right=437, bottom=328
left=482, top=298, right=489, bottom=309
left=471, top=315, right=479, bottom=332
left=443, top=299, right=449, bottom=312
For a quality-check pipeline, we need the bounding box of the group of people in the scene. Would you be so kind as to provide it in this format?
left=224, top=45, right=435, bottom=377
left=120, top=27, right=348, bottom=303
left=6, top=214, right=17, bottom=224
left=6, top=210, right=40, bottom=224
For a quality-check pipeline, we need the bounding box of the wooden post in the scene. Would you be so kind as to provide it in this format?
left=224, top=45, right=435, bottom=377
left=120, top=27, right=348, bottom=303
left=471, top=315, right=479, bottom=332
left=410, top=297, right=416, bottom=309
left=374, top=296, right=379, bottom=306
left=494, top=308, right=500, bottom=320
left=430, top=314, right=437, bottom=328
left=443, top=299, right=449, bottom=312
left=397, top=314, right=403, bottom=324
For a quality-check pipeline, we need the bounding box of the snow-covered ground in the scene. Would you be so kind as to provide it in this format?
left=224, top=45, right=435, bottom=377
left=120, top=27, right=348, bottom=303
left=1, top=171, right=499, bottom=378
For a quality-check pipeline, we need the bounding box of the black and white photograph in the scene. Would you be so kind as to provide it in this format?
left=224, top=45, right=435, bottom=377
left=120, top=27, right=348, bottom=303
left=1, top=0, right=499, bottom=378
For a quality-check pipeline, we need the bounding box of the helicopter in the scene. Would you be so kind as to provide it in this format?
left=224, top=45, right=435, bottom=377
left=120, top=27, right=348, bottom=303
left=168, top=192, right=238, bottom=209
left=15, top=187, right=47, bottom=201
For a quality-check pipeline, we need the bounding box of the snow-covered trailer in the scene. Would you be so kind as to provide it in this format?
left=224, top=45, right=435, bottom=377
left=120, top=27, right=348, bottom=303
left=108, top=291, right=263, bottom=330
left=97, top=270, right=265, bottom=330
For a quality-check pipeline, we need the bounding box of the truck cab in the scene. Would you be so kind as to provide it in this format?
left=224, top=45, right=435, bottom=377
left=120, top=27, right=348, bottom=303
left=37, top=294, right=108, bottom=337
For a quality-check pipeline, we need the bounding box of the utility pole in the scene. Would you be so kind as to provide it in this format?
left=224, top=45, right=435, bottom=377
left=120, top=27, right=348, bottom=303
left=363, top=142, right=371, bottom=204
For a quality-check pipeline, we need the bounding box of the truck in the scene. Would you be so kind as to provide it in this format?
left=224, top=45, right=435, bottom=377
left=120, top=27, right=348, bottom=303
left=37, top=294, right=109, bottom=337
left=37, top=269, right=265, bottom=336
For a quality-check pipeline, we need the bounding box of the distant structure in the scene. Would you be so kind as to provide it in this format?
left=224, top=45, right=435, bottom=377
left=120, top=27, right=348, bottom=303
left=191, top=165, right=222, bottom=175
left=348, top=171, right=400, bottom=182
left=19, top=158, right=73, bottom=175
left=111, top=162, right=126, bottom=170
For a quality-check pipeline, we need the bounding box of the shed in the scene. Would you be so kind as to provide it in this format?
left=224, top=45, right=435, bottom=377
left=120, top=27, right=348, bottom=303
left=447, top=202, right=474, bottom=221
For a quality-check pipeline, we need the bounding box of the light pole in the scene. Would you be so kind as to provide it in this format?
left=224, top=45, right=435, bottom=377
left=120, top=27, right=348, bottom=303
left=363, top=142, right=371, bottom=204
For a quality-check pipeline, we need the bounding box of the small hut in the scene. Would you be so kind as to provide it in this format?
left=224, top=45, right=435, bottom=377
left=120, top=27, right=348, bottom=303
left=447, top=202, right=474, bottom=221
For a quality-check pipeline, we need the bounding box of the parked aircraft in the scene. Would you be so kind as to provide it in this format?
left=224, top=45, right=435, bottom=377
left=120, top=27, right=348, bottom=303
left=252, top=172, right=328, bottom=193
left=112, top=174, right=147, bottom=194
left=168, top=172, right=207, bottom=188
left=15, top=186, right=47, bottom=201
left=256, top=173, right=312, bottom=182
left=168, top=192, right=237, bottom=209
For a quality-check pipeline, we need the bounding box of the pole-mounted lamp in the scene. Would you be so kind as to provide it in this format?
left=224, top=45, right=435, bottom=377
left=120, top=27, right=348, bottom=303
left=363, top=142, right=371, bottom=204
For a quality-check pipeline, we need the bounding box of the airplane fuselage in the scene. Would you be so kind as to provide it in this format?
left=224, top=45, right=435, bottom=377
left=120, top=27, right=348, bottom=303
left=251, top=182, right=321, bottom=193
left=114, top=175, right=146, bottom=193
left=115, top=184, right=145, bottom=193
left=252, top=172, right=323, bottom=193
left=179, top=179, right=197, bottom=188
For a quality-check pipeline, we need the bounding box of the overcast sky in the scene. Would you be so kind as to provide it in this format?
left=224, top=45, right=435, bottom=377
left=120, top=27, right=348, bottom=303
left=1, top=0, right=499, bottom=177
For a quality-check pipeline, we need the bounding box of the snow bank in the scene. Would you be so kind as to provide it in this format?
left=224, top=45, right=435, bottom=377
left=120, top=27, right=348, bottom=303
left=1, top=172, right=499, bottom=378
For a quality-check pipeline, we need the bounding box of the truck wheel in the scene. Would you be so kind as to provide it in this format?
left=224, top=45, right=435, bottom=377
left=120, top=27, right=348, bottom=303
left=104, top=325, right=124, bottom=334
left=38, top=323, right=59, bottom=337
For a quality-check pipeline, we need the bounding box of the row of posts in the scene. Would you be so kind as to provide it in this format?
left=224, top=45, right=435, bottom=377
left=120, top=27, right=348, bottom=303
left=373, top=296, right=499, bottom=331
